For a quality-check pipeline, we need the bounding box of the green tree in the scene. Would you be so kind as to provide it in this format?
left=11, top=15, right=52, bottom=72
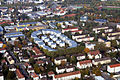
left=29, top=58, right=35, bottom=65
left=7, top=71, right=15, bottom=79
left=111, top=40, right=117, bottom=48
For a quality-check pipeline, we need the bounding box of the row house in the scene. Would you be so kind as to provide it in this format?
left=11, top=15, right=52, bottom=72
left=77, top=60, right=92, bottom=69
left=92, top=57, right=111, bottom=65
left=62, top=27, right=78, bottom=33
left=85, top=42, right=96, bottom=50
left=76, top=36, right=94, bottom=42
left=32, top=55, right=46, bottom=60
left=88, top=50, right=102, bottom=59
left=0, top=73, right=4, bottom=80
left=54, top=56, right=67, bottom=65
left=72, top=34, right=86, bottom=40
left=93, top=26, right=108, bottom=33
left=16, top=69, right=25, bottom=80
left=53, top=71, right=81, bottom=80
left=56, top=65, right=75, bottom=74
left=71, top=54, right=85, bottom=61
left=32, top=47, right=43, bottom=55
left=4, top=52, right=15, bottom=64
left=30, top=72, right=39, bottom=80
left=107, top=64, right=120, bottom=73
left=0, top=48, right=6, bottom=53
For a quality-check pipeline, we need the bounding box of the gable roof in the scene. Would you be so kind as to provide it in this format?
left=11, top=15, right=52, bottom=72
left=109, top=64, right=120, bottom=68
left=89, top=50, right=100, bottom=55
left=79, top=60, right=92, bottom=65
left=30, top=72, right=39, bottom=78
left=16, top=69, right=24, bottom=79
left=54, top=71, right=80, bottom=78
left=32, top=47, right=42, bottom=55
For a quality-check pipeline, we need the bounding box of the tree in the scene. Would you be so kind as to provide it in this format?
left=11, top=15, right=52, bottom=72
left=34, top=64, right=41, bottom=74
left=111, top=40, right=117, bottom=48
left=14, top=41, right=19, bottom=47
left=22, top=40, right=27, bottom=45
left=2, top=44, right=7, bottom=48
left=84, top=48, right=90, bottom=53
left=95, top=43, right=107, bottom=52
left=18, top=44, right=22, bottom=50
left=70, top=56, right=76, bottom=64
left=61, top=61, right=66, bottom=66
left=29, top=58, right=35, bottom=64
left=7, top=71, right=15, bottom=79
left=40, top=66, right=44, bottom=72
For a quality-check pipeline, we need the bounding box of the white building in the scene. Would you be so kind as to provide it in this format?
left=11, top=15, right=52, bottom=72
left=53, top=71, right=81, bottom=80
left=50, top=43, right=56, bottom=48
left=0, top=73, right=4, bottom=80
left=87, top=50, right=102, bottom=59
left=85, top=42, right=96, bottom=50
left=77, top=60, right=92, bottom=69
left=59, top=42, right=65, bottom=47
left=107, top=64, right=120, bottom=73
left=76, top=37, right=94, bottom=42
left=30, top=72, right=39, bottom=80
left=0, top=42, right=3, bottom=48
left=92, top=57, right=111, bottom=65
left=54, top=56, right=67, bottom=65
left=116, top=23, right=120, bottom=29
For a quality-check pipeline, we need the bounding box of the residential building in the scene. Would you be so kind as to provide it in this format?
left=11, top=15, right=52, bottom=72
left=16, top=69, right=25, bottom=80
left=85, top=42, right=96, bottom=50
left=71, top=54, right=86, bottom=60
left=0, top=73, right=4, bottom=80
left=30, top=72, right=39, bottom=80
left=53, top=71, right=81, bottom=80
left=32, top=47, right=43, bottom=55
left=88, top=50, right=102, bottom=59
left=54, top=56, right=67, bottom=65
left=0, top=41, right=3, bottom=48
left=92, top=57, right=111, bottom=65
left=107, top=64, right=120, bottom=73
left=77, top=60, right=92, bottom=69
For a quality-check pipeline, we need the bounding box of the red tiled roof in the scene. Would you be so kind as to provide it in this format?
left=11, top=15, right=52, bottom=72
left=36, top=60, right=45, bottom=64
left=71, top=30, right=82, bottom=32
left=16, top=69, right=24, bottom=79
left=79, top=60, right=92, bottom=65
left=61, top=14, right=76, bottom=18
left=24, top=62, right=30, bottom=67
left=54, top=71, right=80, bottom=78
left=0, top=22, right=14, bottom=24
left=0, top=48, right=6, bottom=51
left=30, top=72, right=39, bottom=78
left=32, top=47, right=42, bottom=55
left=48, top=71, right=54, bottom=75
left=63, top=27, right=78, bottom=30
left=89, top=50, right=100, bottom=55
left=109, top=64, right=120, bottom=68
left=0, top=41, right=3, bottom=44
